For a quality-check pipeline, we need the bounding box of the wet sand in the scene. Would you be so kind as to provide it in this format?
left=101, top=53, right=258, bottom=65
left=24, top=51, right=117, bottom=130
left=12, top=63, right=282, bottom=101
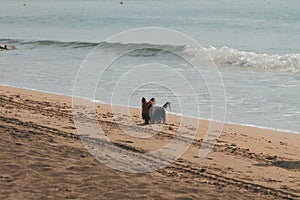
left=0, top=85, right=299, bottom=199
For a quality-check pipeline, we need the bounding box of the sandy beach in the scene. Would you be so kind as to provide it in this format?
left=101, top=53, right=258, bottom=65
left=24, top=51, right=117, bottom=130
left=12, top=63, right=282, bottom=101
left=0, top=85, right=299, bottom=199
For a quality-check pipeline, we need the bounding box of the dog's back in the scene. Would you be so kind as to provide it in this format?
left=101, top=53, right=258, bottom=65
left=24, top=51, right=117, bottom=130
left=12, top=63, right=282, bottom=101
left=150, top=106, right=166, bottom=124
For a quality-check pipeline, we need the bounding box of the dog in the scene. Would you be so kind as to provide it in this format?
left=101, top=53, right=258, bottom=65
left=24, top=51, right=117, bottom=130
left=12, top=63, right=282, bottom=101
left=141, top=97, right=171, bottom=124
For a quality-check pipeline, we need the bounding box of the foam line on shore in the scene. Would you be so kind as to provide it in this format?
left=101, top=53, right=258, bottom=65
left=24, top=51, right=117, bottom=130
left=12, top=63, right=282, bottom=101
left=1, top=83, right=299, bottom=135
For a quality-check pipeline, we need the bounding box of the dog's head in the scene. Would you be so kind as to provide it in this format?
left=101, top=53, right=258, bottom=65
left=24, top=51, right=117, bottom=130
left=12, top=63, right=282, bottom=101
left=141, top=97, right=155, bottom=123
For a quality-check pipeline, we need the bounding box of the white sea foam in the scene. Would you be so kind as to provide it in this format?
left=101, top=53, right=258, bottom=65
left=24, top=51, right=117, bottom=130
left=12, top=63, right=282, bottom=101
left=183, top=45, right=300, bottom=73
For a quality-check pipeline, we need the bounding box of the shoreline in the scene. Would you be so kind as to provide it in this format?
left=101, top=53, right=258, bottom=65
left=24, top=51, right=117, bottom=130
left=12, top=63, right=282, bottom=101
left=1, top=83, right=299, bottom=135
left=1, top=85, right=299, bottom=199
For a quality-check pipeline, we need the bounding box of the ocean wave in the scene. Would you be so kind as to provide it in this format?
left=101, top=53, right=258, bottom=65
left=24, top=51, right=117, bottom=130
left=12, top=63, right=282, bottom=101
left=1, top=38, right=300, bottom=73
left=0, top=38, right=98, bottom=48
left=0, top=38, right=184, bottom=51
left=183, top=45, right=300, bottom=73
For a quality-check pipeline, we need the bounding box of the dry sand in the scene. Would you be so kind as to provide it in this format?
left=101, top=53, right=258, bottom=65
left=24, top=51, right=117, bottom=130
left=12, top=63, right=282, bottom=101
left=0, top=85, right=299, bottom=199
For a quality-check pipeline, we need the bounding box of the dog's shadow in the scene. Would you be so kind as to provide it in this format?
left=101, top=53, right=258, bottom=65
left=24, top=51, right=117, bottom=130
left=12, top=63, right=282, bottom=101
left=136, top=123, right=166, bottom=127
left=137, top=123, right=148, bottom=126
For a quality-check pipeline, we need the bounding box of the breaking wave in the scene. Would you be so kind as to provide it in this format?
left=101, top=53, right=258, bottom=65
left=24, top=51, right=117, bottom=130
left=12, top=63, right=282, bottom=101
left=1, top=37, right=300, bottom=73
left=183, top=45, right=300, bottom=73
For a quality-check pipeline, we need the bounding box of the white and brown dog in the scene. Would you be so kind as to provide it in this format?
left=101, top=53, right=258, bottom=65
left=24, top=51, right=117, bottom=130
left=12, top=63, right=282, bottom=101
left=141, top=97, right=171, bottom=124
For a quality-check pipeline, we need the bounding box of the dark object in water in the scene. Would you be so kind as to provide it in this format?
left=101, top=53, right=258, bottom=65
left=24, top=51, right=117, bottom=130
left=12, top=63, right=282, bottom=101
left=0, top=44, right=16, bottom=50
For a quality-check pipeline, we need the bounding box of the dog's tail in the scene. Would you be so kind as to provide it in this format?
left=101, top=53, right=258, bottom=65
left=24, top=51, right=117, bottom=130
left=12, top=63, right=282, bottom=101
left=163, top=102, right=171, bottom=111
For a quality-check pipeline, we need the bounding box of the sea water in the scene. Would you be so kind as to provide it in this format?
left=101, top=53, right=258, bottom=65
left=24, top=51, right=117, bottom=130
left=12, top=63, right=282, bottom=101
left=0, top=0, right=299, bottom=133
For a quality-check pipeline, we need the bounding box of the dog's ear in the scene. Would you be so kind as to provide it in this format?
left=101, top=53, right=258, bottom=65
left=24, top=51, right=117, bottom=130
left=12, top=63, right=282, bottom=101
left=141, top=97, right=147, bottom=105
left=150, top=98, right=156, bottom=105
